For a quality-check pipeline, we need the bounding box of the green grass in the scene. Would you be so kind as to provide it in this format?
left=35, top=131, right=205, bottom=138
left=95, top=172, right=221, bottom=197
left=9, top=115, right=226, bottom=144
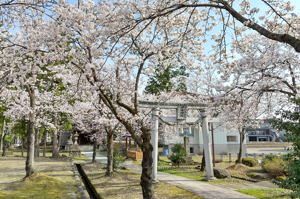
left=238, top=188, right=293, bottom=199
left=0, top=174, right=78, bottom=199
left=72, top=155, right=90, bottom=161
left=0, top=151, right=71, bottom=158
left=0, top=157, right=80, bottom=199
left=83, top=163, right=203, bottom=199
left=159, top=168, right=206, bottom=181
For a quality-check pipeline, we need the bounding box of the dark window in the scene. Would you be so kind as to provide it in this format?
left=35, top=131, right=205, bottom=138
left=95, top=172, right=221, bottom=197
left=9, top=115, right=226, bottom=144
left=249, top=136, right=257, bottom=142
left=227, top=136, right=237, bottom=142
left=190, top=147, right=194, bottom=154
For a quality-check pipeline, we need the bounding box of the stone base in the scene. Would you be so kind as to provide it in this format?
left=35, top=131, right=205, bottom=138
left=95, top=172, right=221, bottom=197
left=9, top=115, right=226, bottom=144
left=205, top=176, right=216, bottom=181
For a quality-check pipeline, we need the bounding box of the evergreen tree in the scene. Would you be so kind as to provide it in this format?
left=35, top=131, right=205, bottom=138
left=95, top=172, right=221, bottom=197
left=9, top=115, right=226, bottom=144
left=145, top=65, right=188, bottom=95
left=272, top=98, right=300, bottom=198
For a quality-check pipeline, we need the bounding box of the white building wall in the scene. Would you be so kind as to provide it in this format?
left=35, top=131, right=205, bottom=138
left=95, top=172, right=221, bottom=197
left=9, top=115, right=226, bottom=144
left=161, top=117, right=247, bottom=155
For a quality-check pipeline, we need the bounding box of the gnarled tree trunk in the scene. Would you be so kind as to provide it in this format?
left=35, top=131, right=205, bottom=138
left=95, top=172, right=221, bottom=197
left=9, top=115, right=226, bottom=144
left=34, top=129, right=40, bottom=157
left=237, top=128, right=245, bottom=164
left=140, top=129, right=154, bottom=199
left=25, top=86, right=36, bottom=178
left=52, top=131, right=59, bottom=158
left=106, top=132, right=113, bottom=176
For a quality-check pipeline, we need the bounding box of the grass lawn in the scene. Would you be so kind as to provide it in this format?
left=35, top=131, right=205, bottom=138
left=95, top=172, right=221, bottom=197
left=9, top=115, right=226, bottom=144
left=158, top=167, right=249, bottom=186
left=159, top=167, right=206, bottom=181
left=157, top=158, right=271, bottom=189
left=0, top=174, right=78, bottom=199
left=0, top=150, right=90, bottom=162
left=83, top=163, right=203, bottom=199
left=0, top=157, right=81, bottom=199
left=238, top=188, right=293, bottom=199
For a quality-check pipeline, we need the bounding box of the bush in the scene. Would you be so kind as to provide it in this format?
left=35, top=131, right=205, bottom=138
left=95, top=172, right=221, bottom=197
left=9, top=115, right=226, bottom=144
left=113, top=148, right=126, bottom=170
left=168, top=144, right=186, bottom=166
left=262, top=157, right=287, bottom=177
left=261, top=154, right=278, bottom=165
left=241, top=157, right=258, bottom=167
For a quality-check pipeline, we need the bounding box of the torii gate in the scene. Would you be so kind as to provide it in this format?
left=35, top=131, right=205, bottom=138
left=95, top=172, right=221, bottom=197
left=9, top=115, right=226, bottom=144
left=139, top=100, right=216, bottom=182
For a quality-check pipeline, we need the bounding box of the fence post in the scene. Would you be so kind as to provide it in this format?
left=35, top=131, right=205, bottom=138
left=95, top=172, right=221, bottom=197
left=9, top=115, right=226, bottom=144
left=229, top=153, right=232, bottom=163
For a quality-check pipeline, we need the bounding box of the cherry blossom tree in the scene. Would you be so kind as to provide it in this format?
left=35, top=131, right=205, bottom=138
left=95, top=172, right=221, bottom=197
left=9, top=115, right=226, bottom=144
left=0, top=13, right=78, bottom=177
left=1, top=0, right=300, bottom=198
left=40, top=2, right=205, bottom=197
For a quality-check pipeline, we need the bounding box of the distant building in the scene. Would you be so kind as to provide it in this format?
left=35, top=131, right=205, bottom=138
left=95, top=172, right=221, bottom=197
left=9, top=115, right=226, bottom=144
left=246, top=127, right=280, bottom=142
left=159, top=114, right=246, bottom=156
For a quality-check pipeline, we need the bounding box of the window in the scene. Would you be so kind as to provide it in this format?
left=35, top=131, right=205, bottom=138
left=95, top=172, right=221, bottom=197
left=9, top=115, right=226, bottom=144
left=190, top=147, right=194, bottom=154
left=227, top=136, right=237, bottom=142
left=179, top=126, right=194, bottom=137
left=183, top=127, right=190, bottom=135
left=177, top=105, right=188, bottom=119
left=249, top=136, right=257, bottom=142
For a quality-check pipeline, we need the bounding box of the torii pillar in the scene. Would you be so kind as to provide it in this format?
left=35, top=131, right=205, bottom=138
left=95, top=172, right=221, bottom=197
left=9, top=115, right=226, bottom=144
left=200, top=111, right=216, bottom=181
left=151, top=107, right=159, bottom=183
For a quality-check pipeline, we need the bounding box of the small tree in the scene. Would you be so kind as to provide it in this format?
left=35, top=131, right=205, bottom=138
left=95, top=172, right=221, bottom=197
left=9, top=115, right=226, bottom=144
left=168, top=144, right=186, bottom=167
left=113, top=147, right=126, bottom=171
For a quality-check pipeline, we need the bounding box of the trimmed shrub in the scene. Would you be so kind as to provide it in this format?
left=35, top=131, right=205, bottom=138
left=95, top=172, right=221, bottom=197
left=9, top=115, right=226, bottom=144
left=262, top=157, right=287, bottom=177
left=168, top=144, right=186, bottom=166
left=241, top=157, right=258, bottom=167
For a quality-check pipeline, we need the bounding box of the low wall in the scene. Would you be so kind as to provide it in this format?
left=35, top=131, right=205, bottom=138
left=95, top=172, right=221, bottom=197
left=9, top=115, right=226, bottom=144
left=127, top=150, right=143, bottom=160
left=167, top=143, right=247, bottom=156
left=247, top=142, right=292, bottom=148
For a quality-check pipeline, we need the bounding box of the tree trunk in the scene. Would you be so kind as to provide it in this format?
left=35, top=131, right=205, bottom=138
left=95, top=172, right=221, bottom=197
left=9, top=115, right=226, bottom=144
left=25, top=86, right=36, bottom=178
left=52, top=114, right=59, bottom=158
left=21, top=137, right=25, bottom=157
left=140, top=131, right=154, bottom=199
left=2, top=134, right=6, bottom=157
left=237, top=129, right=245, bottom=164
left=34, top=129, right=40, bottom=157
left=200, top=149, right=205, bottom=172
left=92, top=138, right=97, bottom=163
left=0, top=133, right=3, bottom=154
left=43, top=130, right=47, bottom=157
left=52, top=131, right=59, bottom=158
left=57, top=132, right=62, bottom=152
left=184, top=136, right=189, bottom=157
left=0, top=120, right=6, bottom=154
left=26, top=119, right=35, bottom=177
left=106, top=133, right=113, bottom=176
